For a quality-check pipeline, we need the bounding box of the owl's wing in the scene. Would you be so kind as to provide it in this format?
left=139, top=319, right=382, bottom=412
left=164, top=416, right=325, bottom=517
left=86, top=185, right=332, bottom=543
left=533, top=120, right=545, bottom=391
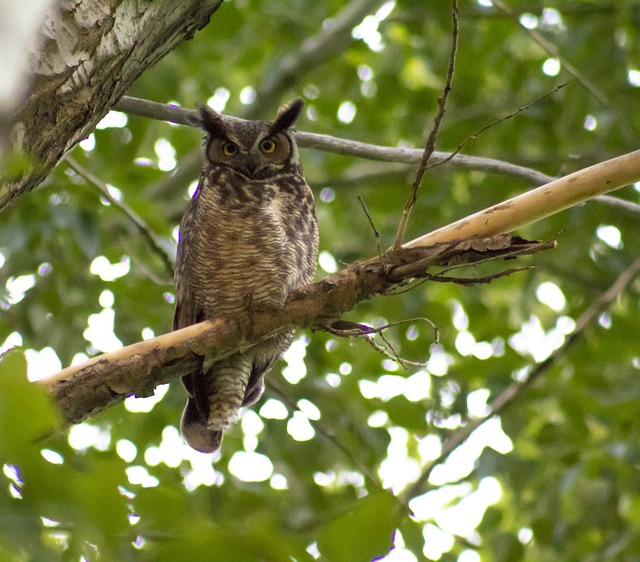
left=173, top=191, right=209, bottom=418
left=173, top=286, right=206, bottom=412
left=173, top=191, right=201, bottom=331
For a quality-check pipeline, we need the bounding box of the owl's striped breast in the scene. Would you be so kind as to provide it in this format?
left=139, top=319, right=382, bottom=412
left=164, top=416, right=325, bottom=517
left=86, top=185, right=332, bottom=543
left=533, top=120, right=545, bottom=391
left=180, top=168, right=318, bottom=320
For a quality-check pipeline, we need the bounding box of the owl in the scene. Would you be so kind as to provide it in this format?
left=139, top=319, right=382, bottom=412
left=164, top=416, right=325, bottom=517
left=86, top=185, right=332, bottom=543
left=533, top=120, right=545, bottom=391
left=173, top=99, right=319, bottom=453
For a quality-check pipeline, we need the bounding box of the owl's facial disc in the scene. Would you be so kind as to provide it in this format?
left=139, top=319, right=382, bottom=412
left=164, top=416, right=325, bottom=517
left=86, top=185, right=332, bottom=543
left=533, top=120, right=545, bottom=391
left=206, top=132, right=292, bottom=177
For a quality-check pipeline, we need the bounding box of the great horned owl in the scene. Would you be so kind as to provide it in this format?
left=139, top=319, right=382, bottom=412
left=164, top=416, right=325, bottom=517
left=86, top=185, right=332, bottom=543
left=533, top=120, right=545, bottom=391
left=174, top=99, right=319, bottom=453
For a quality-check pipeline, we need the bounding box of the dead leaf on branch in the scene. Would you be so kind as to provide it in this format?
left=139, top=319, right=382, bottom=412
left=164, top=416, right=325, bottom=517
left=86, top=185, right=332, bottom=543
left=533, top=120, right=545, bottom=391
left=384, top=235, right=556, bottom=283
left=319, top=318, right=434, bottom=370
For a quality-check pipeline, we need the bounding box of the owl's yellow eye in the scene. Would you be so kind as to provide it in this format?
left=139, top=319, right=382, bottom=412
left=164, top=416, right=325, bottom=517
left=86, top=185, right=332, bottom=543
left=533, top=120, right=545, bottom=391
left=221, top=141, right=238, bottom=156
left=260, top=138, right=277, bottom=154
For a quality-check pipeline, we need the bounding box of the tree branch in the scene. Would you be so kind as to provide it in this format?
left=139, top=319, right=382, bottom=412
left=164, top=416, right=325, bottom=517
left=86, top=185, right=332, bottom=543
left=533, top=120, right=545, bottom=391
left=39, top=150, right=640, bottom=424
left=268, top=378, right=384, bottom=487
left=43, top=238, right=550, bottom=424
left=248, top=0, right=387, bottom=119
left=0, top=1, right=223, bottom=212
left=406, top=148, right=640, bottom=247
left=491, top=0, right=609, bottom=106
left=115, top=95, right=557, bottom=187
left=296, top=130, right=555, bottom=184
left=114, top=95, right=640, bottom=219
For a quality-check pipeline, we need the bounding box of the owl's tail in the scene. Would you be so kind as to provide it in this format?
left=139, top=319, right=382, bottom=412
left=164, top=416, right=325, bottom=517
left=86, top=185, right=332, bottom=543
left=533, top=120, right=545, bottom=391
left=179, top=340, right=291, bottom=453
left=181, top=398, right=224, bottom=453
left=180, top=356, right=253, bottom=453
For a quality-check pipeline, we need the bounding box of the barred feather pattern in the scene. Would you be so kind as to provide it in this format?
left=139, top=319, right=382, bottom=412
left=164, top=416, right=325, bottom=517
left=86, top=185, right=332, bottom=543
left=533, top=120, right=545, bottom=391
left=174, top=160, right=318, bottom=453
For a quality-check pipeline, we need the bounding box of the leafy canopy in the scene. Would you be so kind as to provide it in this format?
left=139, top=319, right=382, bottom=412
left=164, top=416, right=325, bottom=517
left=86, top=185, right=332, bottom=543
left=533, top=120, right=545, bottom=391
left=2, top=2, right=640, bottom=561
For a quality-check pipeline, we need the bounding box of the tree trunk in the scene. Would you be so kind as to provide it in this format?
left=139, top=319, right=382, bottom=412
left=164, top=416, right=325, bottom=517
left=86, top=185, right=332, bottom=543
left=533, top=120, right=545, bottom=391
left=0, top=0, right=223, bottom=212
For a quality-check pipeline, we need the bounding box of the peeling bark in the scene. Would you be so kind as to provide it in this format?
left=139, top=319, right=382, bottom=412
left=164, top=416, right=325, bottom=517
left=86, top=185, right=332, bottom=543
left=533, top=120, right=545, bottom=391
left=1, top=0, right=223, bottom=211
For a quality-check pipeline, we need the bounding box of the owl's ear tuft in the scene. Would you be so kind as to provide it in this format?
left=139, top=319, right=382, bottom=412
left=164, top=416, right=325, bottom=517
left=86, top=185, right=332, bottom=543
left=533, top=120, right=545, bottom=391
left=189, top=104, right=227, bottom=138
left=270, top=99, right=304, bottom=134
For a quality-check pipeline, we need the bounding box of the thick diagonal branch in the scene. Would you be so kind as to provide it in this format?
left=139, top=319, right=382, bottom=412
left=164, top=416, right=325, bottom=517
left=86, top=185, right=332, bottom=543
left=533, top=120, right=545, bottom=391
left=406, top=149, right=640, bottom=247
left=42, top=238, right=551, bottom=424
left=40, top=149, right=640, bottom=423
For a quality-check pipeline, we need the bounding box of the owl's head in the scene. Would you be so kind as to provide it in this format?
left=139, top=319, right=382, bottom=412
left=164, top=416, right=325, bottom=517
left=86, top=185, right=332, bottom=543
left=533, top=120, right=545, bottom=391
left=190, top=99, right=304, bottom=179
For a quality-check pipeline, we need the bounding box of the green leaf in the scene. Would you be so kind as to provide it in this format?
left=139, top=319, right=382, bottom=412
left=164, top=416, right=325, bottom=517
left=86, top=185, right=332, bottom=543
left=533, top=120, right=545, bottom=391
left=0, top=543, right=27, bottom=562
left=0, top=350, right=59, bottom=463
left=317, top=490, right=400, bottom=562
left=493, top=532, right=524, bottom=562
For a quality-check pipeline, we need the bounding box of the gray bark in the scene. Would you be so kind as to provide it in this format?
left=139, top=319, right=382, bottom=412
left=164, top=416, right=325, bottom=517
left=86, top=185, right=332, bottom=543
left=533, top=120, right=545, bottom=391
left=0, top=0, right=223, bottom=212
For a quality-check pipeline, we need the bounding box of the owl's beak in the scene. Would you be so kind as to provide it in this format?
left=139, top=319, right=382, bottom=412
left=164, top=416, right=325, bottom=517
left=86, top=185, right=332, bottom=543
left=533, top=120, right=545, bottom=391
left=240, top=154, right=263, bottom=177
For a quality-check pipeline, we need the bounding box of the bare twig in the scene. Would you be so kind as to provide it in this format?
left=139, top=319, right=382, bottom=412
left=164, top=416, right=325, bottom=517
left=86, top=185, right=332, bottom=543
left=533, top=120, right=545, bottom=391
left=491, top=0, right=608, bottom=106
left=388, top=237, right=556, bottom=283
left=403, top=257, right=640, bottom=502
left=393, top=0, right=459, bottom=251
left=428, top=82, right=568, bottom=173
left=367, top=332, right=408, bottom=369
left=373, top=330, right=427, bottom=370
left=595, top=195, right=640, bottom=215
left=65, top=156, right=175, bottom=279
left=321, top=317, right=437, bottom=341
left=321, top=317, right=436, bottom=368
left=357, top=195, right=384, bottom=265
left=123, top=241, right=175, bottom=287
